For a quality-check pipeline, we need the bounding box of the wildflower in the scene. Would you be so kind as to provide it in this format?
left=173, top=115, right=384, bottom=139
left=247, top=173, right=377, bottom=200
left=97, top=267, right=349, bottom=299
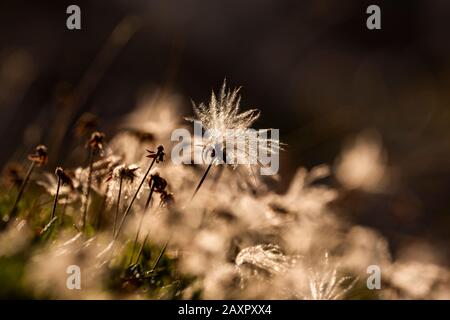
left=187, top=81, right=282, bottom=199
left=160, top=191, right=175, bottom=207
left=87, top=131, right=105, bottom=152
left=107, top=164, right=141, bottom=236
left=27, top=144, right=48, bottom=167
left=129, top=172, right=168, bottom=265
left=306, top=252, right=358, bottom=300
left=150, top=172, right=167, bottom=193
left=82, top=131, right=106, bottom=231
left=7, top=145, right=48, bottom=222
left=49, top=167, right=74, bottom=224
left=55, top=167, right=74, bottom=189
left=146, top=145, right=165, bottom=163
left=236, top=244, right=297, bottom=278
left=114, top=145, right=165, bottom=240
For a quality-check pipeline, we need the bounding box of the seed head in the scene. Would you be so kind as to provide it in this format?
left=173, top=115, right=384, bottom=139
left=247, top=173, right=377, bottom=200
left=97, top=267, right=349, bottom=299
left=87, top=131, right=105, bottom=151
left=160, top=191, right=175, bottom=207
left=186, top=80, right=282, bottom=169
left=28, top=145, right=48, bottom=166
left=111, top=164, right=139, bottom=183
left=55, top=167, right=74, bottom=188
left=149, top=172, right=168, bottom=193
left=146, top=145, right=165, bottom=163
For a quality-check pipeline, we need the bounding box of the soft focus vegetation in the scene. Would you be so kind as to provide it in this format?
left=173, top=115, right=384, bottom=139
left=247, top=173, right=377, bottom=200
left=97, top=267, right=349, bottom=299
left=1, top=84, right=449, bottom=300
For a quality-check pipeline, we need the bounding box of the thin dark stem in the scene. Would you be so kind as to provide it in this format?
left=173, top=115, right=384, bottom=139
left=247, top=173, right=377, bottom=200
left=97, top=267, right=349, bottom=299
left=82, top=148, right=94, bottom=232
left=191, top=158, right=214, bottom=201
left=114, top=155, right=158, bottom=240
left=150, top=239, right=169, bottom=272
left=112, top=176, right=123, bottom=237
left=50, top=175, right=61, bottom=221
left=129, top=185, right=154, bottom=265
left=8, top=161, right=35, bottom=221
left=134, top=233, right=149, bottom=265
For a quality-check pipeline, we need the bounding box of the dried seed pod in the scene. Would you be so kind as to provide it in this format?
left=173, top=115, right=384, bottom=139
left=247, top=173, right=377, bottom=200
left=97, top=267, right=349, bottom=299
left=150, top=172, right=167, bottom=193
left=55, top=166, right=74, bottom=188
left=146, top=145, right=165, bottom=163
left=87, top=131, right=105, bottom=151
left=160, top=191, right=175, bottom=207
left=28, top=145, right=48, bottom=166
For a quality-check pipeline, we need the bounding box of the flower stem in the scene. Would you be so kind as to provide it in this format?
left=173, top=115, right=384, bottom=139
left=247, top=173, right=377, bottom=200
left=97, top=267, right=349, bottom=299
left=114, top=155, right=158, bottom=240
left=150, top=238, right=169, bottom=272
left=134, top=233, right=149, bottom=265
left=112, top=176, right=123, bottom=237
left=129, top=184, right=154, bottom=265
left=50, top=175, right=61, bottom=221
left=191, top=157, right=214, bottom=201
left=8, top=161, right=35, bottom=221
left=82, top=148, right=94, bottom=232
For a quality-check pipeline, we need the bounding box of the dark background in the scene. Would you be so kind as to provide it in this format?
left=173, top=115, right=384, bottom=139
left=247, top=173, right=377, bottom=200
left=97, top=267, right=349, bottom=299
left=1, top=1, right=449, bottom=264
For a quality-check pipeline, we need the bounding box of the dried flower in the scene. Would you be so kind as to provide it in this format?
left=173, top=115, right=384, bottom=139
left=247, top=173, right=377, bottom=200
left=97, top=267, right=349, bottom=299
left=114, top=145, right=165, bottom=240
left=82, top=132, right=105, bottom=231
left=106, top=164, right=142, bottom=205
left=306, top=253, right=358, bottom=300
left=55, top=167, right=74, bottom=189
left=87, top=131, right=105, bottom=152
left=160, top=191, right=175, bottom=207
left=186, top=80, right=282, bottom=169
left=150, top=172, right=168, bottom=193
left=27, top=145, right=48, bottom=167
left=7, top=145, right=49, bottom=221
left=146, top=145, right=165, bottom=163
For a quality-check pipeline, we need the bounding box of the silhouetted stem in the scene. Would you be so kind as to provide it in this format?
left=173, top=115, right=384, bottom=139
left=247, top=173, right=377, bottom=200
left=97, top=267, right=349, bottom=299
left=112, top=176, right=123, bottom=237
left=114, top=154, right=158, bottom=240
left=191, top=158, right=214, bottom=201
left=134, top=233, right=148, bottom=264
left=151, top=238, right=169, bottom=272
left=50, top=175, right=61, bottom=221
left=129, top=185, right=154, bottom=265
left=82, top=148, right=94, bottom=231
left=8, top=161, right=35, bottom=221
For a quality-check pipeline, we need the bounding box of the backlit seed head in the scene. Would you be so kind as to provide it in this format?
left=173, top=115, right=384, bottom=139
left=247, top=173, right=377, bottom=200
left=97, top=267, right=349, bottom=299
left=55, top=166, right=74, bottom=188
left=87, top=131, right=105, bottom=151
left=28, top=145, right=48, bottom=166
left=146, top=145, right=165, bottom=163
left=160, top=191, right=175, bottom=207
left=149, top=172, right=168, bottom=193
left=116, top=164, right=139, bottom=183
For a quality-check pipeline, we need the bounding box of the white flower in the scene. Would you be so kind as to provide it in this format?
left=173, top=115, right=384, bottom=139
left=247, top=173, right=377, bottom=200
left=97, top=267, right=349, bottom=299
left=187, top=80, right=282, bottom=170
left=106, top=164, right=145, bottom=206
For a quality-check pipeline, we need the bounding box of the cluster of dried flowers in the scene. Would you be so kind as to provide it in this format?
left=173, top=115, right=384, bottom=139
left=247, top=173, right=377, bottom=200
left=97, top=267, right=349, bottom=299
left=0, top=82, right=449, bottom=300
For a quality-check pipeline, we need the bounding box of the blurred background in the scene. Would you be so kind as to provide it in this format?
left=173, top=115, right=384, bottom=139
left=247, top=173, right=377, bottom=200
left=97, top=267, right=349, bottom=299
left=1, top=0, right=449, bottom=265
